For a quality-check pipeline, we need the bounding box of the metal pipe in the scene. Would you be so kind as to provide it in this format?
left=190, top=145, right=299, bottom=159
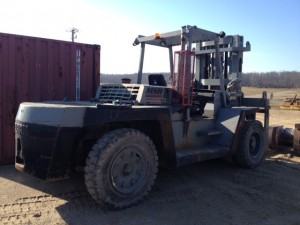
left=269, top=126, right=294, bottom=148
left=137, top=42, right=145, bottom=84
left=263, top=91, right=270, bottom=148
left=169, top=46, right=174, bottom=77
left=269, top=124, right=300, bottom=156
left=181, top=26, right=187, bottom=50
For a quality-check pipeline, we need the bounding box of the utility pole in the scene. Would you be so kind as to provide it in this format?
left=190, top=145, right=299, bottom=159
left=67, top=28, right=79, bottom=42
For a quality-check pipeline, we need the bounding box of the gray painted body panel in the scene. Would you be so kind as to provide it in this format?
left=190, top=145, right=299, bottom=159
left=16, top=102, right=91, bottom=127
left=171, top=118, right=215, bottom=149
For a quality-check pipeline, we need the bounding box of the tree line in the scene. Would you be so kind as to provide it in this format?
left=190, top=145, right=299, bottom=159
left=101, top=71, right=300, bottom=88
left=100, top=73, right=170, bottom=85
left=241, top=71, right=300, bottom=88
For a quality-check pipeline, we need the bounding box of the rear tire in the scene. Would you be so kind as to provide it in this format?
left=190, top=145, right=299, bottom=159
left=84, top=128, right=158, bottom=209
left=234, top=120, right=266, bottom=168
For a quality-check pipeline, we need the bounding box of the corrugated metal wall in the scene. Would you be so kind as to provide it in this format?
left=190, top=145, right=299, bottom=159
left=0, top=32, right=101, bottom=164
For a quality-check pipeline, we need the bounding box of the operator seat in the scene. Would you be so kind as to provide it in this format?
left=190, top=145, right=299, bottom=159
left=148, top=74, right=167, bottom=86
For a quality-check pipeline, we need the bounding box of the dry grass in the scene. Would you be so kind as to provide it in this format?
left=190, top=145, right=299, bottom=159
left=242, top=87, right=300, bottom=128
left=242, top=87, right=300, bottom=109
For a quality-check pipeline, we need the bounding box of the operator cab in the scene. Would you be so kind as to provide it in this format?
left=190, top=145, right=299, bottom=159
left=133, top=25, right=250, bottom=112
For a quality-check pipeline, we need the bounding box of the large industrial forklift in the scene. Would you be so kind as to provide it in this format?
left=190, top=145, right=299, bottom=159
left=15, top=25, right=269, bottom=209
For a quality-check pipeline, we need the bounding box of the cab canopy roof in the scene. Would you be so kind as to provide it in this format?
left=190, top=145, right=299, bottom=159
left=133, top=25, right=223, bottom=47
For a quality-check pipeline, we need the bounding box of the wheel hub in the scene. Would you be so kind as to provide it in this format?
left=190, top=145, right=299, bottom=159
left=249, top=133, right=261, bottom=158
left=250, top=136, right=257, bottom=150
left=123, top=164, right=133, bottom=176
left=111, top=147, right=147, bottom=194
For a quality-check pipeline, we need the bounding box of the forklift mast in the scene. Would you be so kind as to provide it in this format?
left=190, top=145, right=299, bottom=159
left=133, top=25, right=250, bottom=107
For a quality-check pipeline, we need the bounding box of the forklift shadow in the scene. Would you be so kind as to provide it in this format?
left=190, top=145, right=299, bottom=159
left=54, top=158, right=272, bottom=225
left=0, top=164, right=86, bottom=198
left=3, top=155, right=299, bottom=225
left=54, top=159, right=233, bottom=224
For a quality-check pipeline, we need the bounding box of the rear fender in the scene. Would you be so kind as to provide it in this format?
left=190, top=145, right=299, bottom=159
left=75, top=119, right=177, bottom=170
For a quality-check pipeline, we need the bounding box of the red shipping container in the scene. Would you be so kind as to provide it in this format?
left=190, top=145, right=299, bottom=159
left=0, top=32, right=101, bottom=164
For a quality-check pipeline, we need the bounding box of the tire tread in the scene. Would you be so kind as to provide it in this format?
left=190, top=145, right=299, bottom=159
left=84, top=128, right=158, bottom=209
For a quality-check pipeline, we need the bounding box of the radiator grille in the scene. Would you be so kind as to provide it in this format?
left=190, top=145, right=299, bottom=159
left=96, top=84, right=140, bottom=103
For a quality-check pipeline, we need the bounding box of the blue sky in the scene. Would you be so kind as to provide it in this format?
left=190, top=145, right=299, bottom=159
left=0, top=0, right=299, bottom=74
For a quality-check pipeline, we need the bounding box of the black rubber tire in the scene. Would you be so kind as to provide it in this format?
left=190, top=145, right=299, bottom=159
left=84, top=128, right=158, bottom=209
left=234, top=120, right=266, bottom=168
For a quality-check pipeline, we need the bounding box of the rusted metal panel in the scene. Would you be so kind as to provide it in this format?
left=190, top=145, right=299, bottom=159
left=0, top=32, right=100, bottom=164
left=293, top=124, right=300, bottom=155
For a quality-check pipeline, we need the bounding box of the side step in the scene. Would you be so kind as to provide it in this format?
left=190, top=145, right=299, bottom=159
left=176, top=144, right=230, bottom=167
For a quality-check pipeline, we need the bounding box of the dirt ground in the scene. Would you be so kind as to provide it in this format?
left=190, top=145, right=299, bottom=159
left=1, top=97, right=300, bottom=224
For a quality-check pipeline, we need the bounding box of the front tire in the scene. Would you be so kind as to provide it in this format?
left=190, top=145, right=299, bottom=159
left=234, top=120, right=266, bottom=168
left=84, top=128, right=158, bottom=209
